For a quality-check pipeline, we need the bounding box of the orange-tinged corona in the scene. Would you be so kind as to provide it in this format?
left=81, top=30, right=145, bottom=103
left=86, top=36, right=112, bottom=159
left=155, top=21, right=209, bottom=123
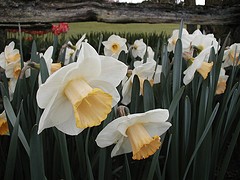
left=111, top=43, right=120, bottom=53
left=197, top=62, right=213, bottom=79
left=0, top=117, right=9, bottom=135
left=64, top=79, right=112, bottom=129
left=126, top=123, right=161, bottom=160
left=51, top=63, right=62, bottom=74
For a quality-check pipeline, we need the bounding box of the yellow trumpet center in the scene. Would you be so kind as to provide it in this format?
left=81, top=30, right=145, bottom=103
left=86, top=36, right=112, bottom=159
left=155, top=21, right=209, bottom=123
left=126, top=123, right=161, bottom=160
left=64, top=79, right=113, bottom=129
left=197, top=61, right=213, bottom=80
left=13, top=63, right=21, bottom=79
left=6, top=53, right=21, bottom=64
left=51, top=63, right=62, bottom=74
left=111, top=43, right=120, bottom=53
left=216, top=78, right=227, bottom=95
left=0, top=118, right=9, bottom=135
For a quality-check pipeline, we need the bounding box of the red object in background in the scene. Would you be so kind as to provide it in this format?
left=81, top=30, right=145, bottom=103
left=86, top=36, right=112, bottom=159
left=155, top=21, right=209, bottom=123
left=52, top=23, right=69, bottom=36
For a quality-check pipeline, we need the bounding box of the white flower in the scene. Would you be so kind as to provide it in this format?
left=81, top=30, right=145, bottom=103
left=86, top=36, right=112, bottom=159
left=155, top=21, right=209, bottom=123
left=122, top=60, right=162, bottom=105
left=191, top=31, right=219, bottom=54
left=183, top=46, right=214, bottom=85
left=222, top=43, right=240, bottom=68
left=0, top=41, right=20, bottom=70
left=131, top=39, right=147, bottom=59
left=167, top=28, right=193, bottom=52
left=102, top=34, right=128, bottom=59
left=37, top=42, right=128, bottom=135
left=95, top=109, right=171, bottom=160
left=216, top=68, right=229, bottom=95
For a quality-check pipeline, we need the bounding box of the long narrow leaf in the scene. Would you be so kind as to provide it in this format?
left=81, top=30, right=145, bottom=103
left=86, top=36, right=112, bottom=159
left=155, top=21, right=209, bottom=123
left=30, top=125, right=46, bottom=180
left=4, top=103, right=21, bottom=180
left=183, top=103, right=219, bottom=180
left=3, top=96, right=30, bottom=156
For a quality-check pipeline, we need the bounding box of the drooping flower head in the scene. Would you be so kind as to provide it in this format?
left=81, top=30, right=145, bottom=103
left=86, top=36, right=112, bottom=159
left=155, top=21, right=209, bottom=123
left=96, top=109, right=171, bottom=160
left=183, top=46, right=214, bottom=85
left=222, top=43, right=240, bottom=68
left=0, top=111, right=9, bottom=136
left=37, top=42, right=128, bottom=135
left=167, top=28, right=193, bottom=53
left=131, top=39, right=147, bottom=59
left=216, top=68, right=229, bottom=95
left=191, top=31, right=219, bottom=55
left=102, top=34, right=128, bottom=59
left=122, top=60, right=162, bottom=105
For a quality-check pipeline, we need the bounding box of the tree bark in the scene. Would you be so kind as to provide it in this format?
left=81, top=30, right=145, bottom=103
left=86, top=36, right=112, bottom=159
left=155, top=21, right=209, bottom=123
left=0, top=2, right=239, bottom=25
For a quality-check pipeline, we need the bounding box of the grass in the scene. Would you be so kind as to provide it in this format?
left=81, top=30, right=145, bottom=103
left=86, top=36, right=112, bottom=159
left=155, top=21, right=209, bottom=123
left=67, top=22, right=180, bottom=37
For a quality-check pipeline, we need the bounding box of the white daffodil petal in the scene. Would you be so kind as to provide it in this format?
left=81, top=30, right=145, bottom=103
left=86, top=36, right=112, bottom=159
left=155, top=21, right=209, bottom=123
left=121, top=78, right=132, bottom=105
left=111, top=136, right=132, bottom=157
left=143, top=122, right=172, bottom=137
left=37, top=62, right=78, bottom=108
left=95, top=116, right=127, bottom=147
left=55, top=115, right=84, bottom=136
left=38, top=93, right=73, bottom=134
left=76, top=42, right=101, bottom=78
left=91, top=56, right=128, bottom=86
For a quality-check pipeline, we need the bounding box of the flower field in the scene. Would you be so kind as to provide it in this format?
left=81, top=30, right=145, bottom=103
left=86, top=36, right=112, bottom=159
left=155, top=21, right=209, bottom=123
left=0, top=22, right=240, bottom=180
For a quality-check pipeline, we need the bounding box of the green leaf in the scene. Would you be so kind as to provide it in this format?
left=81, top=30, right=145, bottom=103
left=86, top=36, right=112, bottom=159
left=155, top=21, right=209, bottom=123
left=124, top=154, right=131, bottom=180
left=3, top=96, right=30, bottom=156
left=217, top=106, right=240, bottom=180
left=98, top=110, right=114, bottom=180
left=30, top=125, right=46, bottom=180
left=31, top=41, right=39, bottom=63
left=52, top=35, right=58, bottom=60
left=168, top=86, right=185, bottom=122
left=130, top=75, right=140, bottom=114
left=143, top=80, right=155, bottom=111
left=172, top=39, right=182, bottom=96
left=56, top=130, right=73, bottom=180
left=40, top=57, right=50, bottom=84
left=183, top=103, right=219, bottom=180
left=85, top=128, right=94, bottom=180
left=4, top=103, right=21, bottom=180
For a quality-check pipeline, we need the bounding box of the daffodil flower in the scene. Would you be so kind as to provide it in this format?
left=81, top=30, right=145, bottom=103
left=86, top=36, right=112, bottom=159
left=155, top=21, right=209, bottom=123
left=222, top=43, right=240, bottom=68
left=216, top=68, right=229, bottom=95
left=37, top=42, right=128, bottom=135
left=0, top=42, right=20, bottom=69
left=131, top=39, right=146, bottom=59
left=167, top=28, right=193, bottom=53
left=0, top=42, right=30, bottom=100
left=95, top=109, right=171, bottom=160
left=183, top=46, right=213, bottom=85
left=191, top=31, right=219, bottom=54
left=122, top=60, right=162, bottom=105
left=102, top=34, right=128, bottom=59
left=0, top=111, right=9, bottom=136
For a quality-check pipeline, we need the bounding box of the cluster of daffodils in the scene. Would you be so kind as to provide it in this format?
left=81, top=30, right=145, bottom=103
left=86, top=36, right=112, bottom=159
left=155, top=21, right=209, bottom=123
left=168, top=28, right=240, bottom=94
left=1, top=30, right=238, bottom=160
left=0, top=35, right=171, bottom=160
